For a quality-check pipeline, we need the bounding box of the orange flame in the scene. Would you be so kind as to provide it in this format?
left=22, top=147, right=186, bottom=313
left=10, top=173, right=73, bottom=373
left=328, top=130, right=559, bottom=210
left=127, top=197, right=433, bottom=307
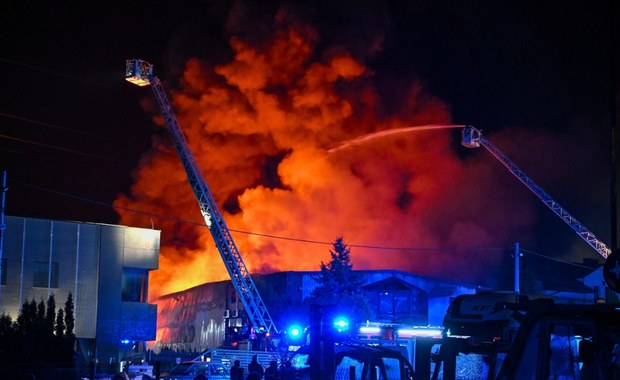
left=115, top=19, right=536, bottom=299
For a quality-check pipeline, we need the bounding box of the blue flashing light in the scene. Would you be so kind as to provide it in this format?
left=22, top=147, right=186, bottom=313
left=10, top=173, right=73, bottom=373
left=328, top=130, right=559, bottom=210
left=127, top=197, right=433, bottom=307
left=287, top=325, right=305, bottom=340
left=120, top=339, right=132, bottom=345
left=290, top=327, right=301, bottom=337
left=333, top=316, right=350, bottom=332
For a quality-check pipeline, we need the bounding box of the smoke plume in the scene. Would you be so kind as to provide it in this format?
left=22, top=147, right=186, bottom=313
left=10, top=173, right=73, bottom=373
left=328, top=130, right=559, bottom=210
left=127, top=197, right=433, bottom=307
left=115, top=4, right=539, bottom=298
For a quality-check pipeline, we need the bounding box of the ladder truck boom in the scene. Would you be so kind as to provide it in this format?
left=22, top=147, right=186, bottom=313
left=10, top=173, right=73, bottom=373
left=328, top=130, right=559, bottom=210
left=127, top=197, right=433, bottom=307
left=125, top=59, right=278, bottom=332
left=462, top=125, right=610, bottom=259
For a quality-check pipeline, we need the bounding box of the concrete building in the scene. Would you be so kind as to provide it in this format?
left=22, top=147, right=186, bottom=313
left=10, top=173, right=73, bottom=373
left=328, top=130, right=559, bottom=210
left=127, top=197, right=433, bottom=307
left=0, top=215, right=160, bottom=372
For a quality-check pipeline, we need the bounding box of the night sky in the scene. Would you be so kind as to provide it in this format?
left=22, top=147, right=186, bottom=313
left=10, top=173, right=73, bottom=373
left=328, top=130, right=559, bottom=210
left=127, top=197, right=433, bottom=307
left=2, top=1, right=619, bottom=292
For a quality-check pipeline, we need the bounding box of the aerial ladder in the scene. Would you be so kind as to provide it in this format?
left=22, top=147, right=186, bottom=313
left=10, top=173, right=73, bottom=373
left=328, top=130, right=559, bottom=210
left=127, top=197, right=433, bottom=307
left=125, top=58, right=278, bottom=332
left=462, top=125, right=611, bottom=259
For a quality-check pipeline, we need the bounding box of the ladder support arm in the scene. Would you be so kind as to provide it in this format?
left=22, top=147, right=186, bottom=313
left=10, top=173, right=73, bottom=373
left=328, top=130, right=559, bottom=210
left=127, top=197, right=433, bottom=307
left=462, top=126, right=610, bottom=259
left=126, top=59, right=277, bottom=332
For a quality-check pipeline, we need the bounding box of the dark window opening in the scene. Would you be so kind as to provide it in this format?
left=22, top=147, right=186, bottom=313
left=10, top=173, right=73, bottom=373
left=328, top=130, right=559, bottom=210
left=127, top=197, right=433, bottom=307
left=122, top=268, right=148, bottom=302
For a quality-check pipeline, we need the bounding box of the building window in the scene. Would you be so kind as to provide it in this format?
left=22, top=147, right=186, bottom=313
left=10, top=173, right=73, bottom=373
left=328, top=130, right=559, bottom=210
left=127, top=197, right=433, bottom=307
left=33, top=261, right=59, bottom=288
left=122, top=268, right=148, bottom=302
left=1, top=258, right=6, bottom=286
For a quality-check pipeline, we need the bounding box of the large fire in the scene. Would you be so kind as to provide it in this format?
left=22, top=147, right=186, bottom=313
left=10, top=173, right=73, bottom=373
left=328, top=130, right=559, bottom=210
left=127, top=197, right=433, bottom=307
left=114, top=12, right=536, bottom=299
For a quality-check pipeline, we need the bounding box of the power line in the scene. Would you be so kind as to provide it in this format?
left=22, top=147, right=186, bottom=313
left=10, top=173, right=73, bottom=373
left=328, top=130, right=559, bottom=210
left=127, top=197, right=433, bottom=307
left=8, top=178, right=510, bottom=254
left=0, top=112, right=128, bottom=164
left=0, top=57, right=113, bottom=89
left=0, top=111, right=113, bottom=141
left=0, top=133, right=119, bottom=162
left=520, top=248, right=600, bottom=268
left=519, top=269, right=588, bottom=288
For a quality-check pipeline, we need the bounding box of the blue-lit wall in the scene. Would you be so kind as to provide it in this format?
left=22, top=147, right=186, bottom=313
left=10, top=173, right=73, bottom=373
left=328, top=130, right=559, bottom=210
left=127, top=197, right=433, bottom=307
left=0, top=216, right=160, bottom=369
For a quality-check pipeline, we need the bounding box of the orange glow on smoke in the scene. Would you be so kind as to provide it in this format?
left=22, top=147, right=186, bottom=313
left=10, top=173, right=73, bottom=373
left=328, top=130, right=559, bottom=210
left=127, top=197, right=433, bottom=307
left=115, top=20, right=536, bottom=299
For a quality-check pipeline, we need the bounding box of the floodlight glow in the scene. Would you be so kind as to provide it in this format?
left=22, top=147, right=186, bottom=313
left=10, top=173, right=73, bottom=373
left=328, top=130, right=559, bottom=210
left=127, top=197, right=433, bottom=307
left=397, top=328, right=443, bottom=338
left=359, top=326, right=381, bottom=334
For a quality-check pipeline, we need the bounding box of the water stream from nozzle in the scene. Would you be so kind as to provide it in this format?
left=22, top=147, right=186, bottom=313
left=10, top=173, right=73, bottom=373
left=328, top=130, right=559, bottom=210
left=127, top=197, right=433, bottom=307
left=327, top=124, right=466, bottom=154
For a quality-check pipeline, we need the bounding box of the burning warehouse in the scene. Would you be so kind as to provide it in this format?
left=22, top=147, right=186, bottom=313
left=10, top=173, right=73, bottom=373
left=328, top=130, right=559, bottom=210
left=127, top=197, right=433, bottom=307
left=1, top=1, right=613, bottom=378
left=150, top=270, right=477, bottom=353
left=118, top=8, right=607, bottom=354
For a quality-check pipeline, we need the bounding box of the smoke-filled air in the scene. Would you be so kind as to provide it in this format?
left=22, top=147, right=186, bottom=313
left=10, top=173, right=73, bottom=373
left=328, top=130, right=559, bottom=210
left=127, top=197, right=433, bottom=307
left=114, top=5, right=539, bottom=299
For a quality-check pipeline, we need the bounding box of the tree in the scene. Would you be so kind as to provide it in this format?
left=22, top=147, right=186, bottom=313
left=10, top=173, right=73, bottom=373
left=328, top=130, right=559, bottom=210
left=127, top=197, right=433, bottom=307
left=36, top=298, right=45, bottom=321
left=0, top=314, right=16, bottom=367
left=64, top=293, right=75, bottom=340
left=16, top=299, right=39, bottom=365
left=0, top=294, right=76, bottom=373
left=307, top=237, right=373, bottom=323
left=55, top=308, right=65, bottom=338
left=43, top=294, right=57, bottom=361
left=62, top=293, right=76, bottom=364
left=45, top=294, right=56, bottom=336
left=16, top=299, right=36, bottom=335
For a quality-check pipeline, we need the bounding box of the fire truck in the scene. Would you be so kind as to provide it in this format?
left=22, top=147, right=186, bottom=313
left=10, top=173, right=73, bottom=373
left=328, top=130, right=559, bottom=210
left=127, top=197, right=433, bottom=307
left=496, top=298, right=620, bottom=379
left=431, top=126, right=620, bottom=379
left=434, top=294, right=620, bottom=379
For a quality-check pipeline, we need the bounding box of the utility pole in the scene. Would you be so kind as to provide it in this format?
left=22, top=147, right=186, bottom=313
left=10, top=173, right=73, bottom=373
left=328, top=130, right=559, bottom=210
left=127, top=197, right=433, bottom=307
left=514, top=242, right=520, bottom=293
left=0, top=171, right=7, bottom=310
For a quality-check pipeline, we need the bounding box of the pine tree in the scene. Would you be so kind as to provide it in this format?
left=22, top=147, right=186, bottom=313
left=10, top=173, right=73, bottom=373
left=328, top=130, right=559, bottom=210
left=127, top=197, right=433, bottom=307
left=312, top=237, right=365, bottom=297
left=16, top=299, right=37, bottom=334
left=15, top=299, right=38, bottom=366
left=0, top=313, right=16, bottom=366
left=0, top=314, right=13, bottom=338
left=64, top=293, right=75, bottom=339
left=44, top=293, right=57, bottom=361
left=37, top=298, right=45, bottom=319
left=54, top=308, right=67, bottom=364
left=55, top=309, right=65, bottom=338
left=35, top=297, right=53, bottom=362
left=63, top=292, right=76, bottom=364
left=308, top=237, right=373, bottom=322
left=45, top=294, right=56, bottom=335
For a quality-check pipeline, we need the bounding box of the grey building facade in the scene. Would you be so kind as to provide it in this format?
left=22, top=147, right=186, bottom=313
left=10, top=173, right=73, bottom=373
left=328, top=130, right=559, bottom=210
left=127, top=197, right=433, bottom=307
left=0, top=215, right=160, bottom=371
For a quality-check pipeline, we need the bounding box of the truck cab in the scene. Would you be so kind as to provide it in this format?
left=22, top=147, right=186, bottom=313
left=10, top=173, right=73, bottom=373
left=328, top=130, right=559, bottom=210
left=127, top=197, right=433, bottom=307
left=433, top=292, right=525, bottom=379
left=496, top=300, right=620, bottom=379
left=333, top=343, right=415, bottom=380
